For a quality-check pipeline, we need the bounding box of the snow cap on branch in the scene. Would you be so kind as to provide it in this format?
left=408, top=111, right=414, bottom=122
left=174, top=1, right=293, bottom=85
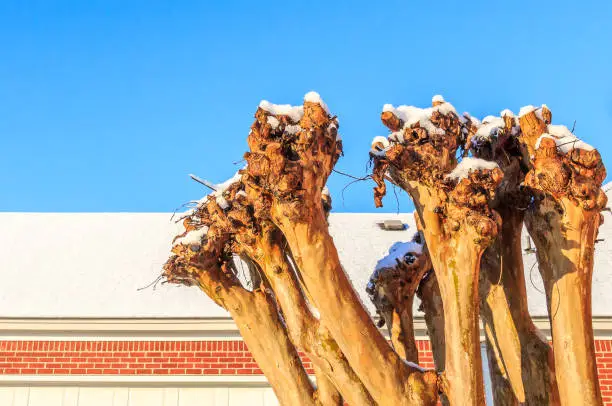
left=304, top=91, right=330, bottom=115
left=172, top=226, right=209, bottom=247
left=535, top=125, right=594, bottom=153
left=259, top=100, right=304, bottom=122
left=382, top=103, right=454, bottom=137
left=446, top=157, right=499, bottom=181
left=374, top=241, right=424, bottom=271
left=371, top=135, right=390, bottom=156
left=474, top=116, right=506, bottom=139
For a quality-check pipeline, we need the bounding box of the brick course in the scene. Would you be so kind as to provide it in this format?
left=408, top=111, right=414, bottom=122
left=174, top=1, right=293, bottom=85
left=1, top=339, right=611, bottom=404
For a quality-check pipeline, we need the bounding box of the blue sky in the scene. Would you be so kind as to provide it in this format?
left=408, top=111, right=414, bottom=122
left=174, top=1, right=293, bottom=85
left=1, top=1, right=611, bottom=213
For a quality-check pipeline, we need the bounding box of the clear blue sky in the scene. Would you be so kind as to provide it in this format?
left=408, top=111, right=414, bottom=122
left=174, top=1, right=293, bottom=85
left=2, top=1, right=611, bottom=213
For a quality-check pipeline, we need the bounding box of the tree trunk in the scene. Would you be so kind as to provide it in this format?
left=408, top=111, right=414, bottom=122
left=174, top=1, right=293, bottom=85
left=243, top=96, right=438, bottom=405
left=372, top=99, right=503, bottom=405
left=526, top=198, right=603, bottom=405
left=247, top=224, right=375, bottom=406
left=518, top=109, right=606, bottom=406
left=165, top=258, right=317, bottom=406
left=430, top=228, right=486, bottom=406
left=273, top=204, right=439, bottom=406
left=229, top=287, right=317, bottom=406
left=314, top=365, right=344, bottom=406
left=400, top=179, right=499, bottom=406
left=391, top=302, right=419, bottom=362
left=479, top=206, right=558, bottom=406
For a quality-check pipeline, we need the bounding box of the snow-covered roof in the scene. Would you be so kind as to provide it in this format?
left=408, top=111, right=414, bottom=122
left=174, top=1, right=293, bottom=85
left=1, top=205, right=612, bottom=318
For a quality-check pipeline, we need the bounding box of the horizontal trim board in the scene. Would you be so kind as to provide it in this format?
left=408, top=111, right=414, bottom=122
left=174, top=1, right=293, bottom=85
left=1, top=317, right=612, bottom=341
left=0, top=374, right=316, bottom=387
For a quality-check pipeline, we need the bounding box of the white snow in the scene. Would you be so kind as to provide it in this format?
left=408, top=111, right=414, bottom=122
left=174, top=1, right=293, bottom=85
left=534, top=134, right=555, bottom=150
left=304, top=91, right=330, bottom=114
left=322, top=186, right=330, bottom=196
left=446, top=157, right=499, bottom=181
left=327, top=122, right=341, bottom=141
left=500, top=109, right=514, bottom=118
left=464, top=113, right=481, bottom=127
left=432, top=94, right=445, bottom=103
left=519, top=104, right=547, bottom=121
left=546, top=124, right=574, bottom=139
left=187, top=170, right=244, bottom=212
left=382, top=104, right=447, bottom=136
left=374, top=241, right=423, bottom=271
left=285, top=124, right=301, bottom=134
left=535, top=126, right=594, bottom=153
left=259, top=100, right=304, bottom=122
left=371, top=136, right=390, bottom=156
left=482, top=115, right=497, bottom=124
left=267, top=116, right=279, bottom=129
left=211, top=171, right=243, bottom=210
left=403, top=360, right=426, bottom=372
left=519, top=105, right=536, bottom=117
left=388, top=131, right=404, bottom=143
left=474, top=116, right=506, bottom=139
left=433, top=102, right=457, bottom=116
left=215, top=196, right=229, bottom=210
left=173, top=226, right=209, bottom=247
left=214, top=171, right=242, bottom=194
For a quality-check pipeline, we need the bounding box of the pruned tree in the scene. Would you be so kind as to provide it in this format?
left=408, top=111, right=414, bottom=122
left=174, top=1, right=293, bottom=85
left=163, top=92, right=606, bottom=406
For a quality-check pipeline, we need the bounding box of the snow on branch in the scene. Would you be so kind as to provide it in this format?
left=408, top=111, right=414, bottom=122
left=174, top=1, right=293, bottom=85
left=446, top=157, right=499, bottom=182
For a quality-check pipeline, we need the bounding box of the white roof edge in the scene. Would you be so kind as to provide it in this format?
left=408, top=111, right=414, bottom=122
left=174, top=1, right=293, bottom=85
left=2, top=317, right=612, bottom=340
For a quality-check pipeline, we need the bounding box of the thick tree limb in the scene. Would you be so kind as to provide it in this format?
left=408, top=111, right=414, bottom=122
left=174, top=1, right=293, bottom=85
left=164, top=204, right=316, bottom=406
left=518, top=108, right=606, bottom=405
left=470, top=113, right=559, bottom=405
left=240, top=223, right=375, bottom=406
left=244, top=96, right=439, bottom=405
left=372, top=98, right=503, bottom=406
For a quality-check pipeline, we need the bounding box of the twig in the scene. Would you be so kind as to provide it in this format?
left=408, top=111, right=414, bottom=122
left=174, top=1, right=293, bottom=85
left=341, top=176, right=372, bottom=208
left=528, top=259, right=544, bottom=294
left=137, top=273, right=164, bottom=291
left=189, top=174, right=217, bottom=191
left=333, top=168, right=370, bottom=181
left=392, top=184, right=400, bottom=214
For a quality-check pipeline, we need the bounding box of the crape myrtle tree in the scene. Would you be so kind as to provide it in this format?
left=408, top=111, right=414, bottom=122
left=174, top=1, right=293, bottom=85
left=162, top=92, right=606, bottom=406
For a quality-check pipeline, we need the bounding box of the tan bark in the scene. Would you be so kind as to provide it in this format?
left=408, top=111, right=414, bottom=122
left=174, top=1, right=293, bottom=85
left=470, top=114, right=559, bottom=406
left=314, top=365, right=343, bottom=406
left=517, top=109, right=607, bottom=405
left=479, top=207, right=558, bottom=406
left=241, top=223, right=375, bottom=406
left=274, top=209, right=437, bottom=405
left=373, top=100, right=504, bottom=406
left=163, top=245, right=315, bottom=406
left=244, top=98, right=439, bottom=405
left=185, top=177, right=373, bottom=406
left=416, top=271, right=449, bottom=406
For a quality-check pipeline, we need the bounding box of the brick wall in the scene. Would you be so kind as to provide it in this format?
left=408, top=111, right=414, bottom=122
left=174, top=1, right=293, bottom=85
left=596, top=340, right=612, bottom=404
left=0, top=339, right=610, bottom=404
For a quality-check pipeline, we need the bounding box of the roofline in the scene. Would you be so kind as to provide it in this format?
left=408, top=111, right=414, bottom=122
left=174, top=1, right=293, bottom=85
left=0, top=374, right=277, bottom=387
left=2, top=317, right=612, bottom=341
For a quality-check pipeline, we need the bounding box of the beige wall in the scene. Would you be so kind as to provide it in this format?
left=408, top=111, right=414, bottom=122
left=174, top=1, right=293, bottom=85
left=0, top=387, right=279, bottom=406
